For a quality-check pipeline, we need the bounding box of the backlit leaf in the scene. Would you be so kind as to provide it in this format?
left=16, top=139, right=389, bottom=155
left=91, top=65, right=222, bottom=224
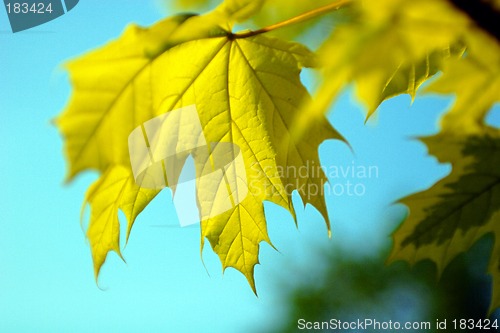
left=388, top=130, right=500, bottom=311
left=56, top=14, right=340, bottom=288
left=294, top=0, right=470, bottom=135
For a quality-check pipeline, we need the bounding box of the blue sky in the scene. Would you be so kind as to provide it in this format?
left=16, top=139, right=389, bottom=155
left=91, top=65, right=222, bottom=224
left=1, top=1, right=498, bottom=332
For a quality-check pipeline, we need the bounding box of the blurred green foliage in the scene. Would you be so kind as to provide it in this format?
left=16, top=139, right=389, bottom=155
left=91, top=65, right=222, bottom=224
left=263, top=237, right=498, bottom=332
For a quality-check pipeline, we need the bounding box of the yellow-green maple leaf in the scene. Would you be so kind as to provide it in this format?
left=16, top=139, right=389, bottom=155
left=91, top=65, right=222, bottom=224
left=56, top=13, right=341, bottom=288
left=294, top=0, right=470, bottom=135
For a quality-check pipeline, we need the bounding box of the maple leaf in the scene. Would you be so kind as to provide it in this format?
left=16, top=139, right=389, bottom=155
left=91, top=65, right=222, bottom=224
left=56, top=12, right=341, bottom=288
left=293, top=0, right=470, bottom=135
left=388, top=130, right=500, bottom=311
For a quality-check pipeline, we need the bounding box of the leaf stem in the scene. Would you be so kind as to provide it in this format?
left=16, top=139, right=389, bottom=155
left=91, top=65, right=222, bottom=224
left=230, top=0, right=353, bottom=39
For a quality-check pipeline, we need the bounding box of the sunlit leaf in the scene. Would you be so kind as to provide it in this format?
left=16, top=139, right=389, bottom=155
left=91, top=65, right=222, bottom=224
left=56, top=13, right=340, bottom=288
left=389, top=129, right=500, bottom=311
left=294, top=0, right=469, bottom=135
